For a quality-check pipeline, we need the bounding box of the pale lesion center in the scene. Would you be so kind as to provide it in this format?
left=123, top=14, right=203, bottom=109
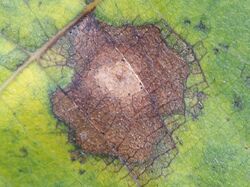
left=94, top=59, right=142, bottom=99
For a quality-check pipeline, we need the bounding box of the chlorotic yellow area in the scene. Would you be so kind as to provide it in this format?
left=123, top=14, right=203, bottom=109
left=0, top=66, right=11, bottom=85
left=0, top=63, right=134, bottom=187
left=0, top=37, right=15, bottom=55
left=0, top=38, right=21, bottom=84
left=0, top=0, right=85, bottom=50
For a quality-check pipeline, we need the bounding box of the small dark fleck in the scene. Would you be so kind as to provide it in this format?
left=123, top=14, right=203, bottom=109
left=213, top=48, right=219, bottom=55
left=79, top=169, right=86, bottom=175
left=70, top=152, right=78, bottom=162
left=233, top=95, right=243, bottom=111
left=19, top=147, right=28, bottom=157
left=195, top=20, right=207, bottom=32
left=79, top=156, right=86, bottom=164
left=219, top=43, right=229, bottom=50
left=197, top=91, right=205, bottom=99
left=184, top=19, right=191, bottom=25
left=245, top=76, right=250, bottom=88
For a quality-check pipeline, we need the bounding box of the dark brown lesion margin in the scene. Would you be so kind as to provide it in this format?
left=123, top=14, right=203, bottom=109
left=48, top=14, right=208, bottom=186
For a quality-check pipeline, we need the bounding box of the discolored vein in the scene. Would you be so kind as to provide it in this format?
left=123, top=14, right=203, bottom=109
left=0, top=0, right=101, bottom=94
left=52, top=15, right=190, bottom=164
left=115, top=47, right=150, bottom=96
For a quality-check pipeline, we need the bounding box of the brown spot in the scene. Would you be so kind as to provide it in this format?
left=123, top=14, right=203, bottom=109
left=52, top=16, right=190, bottom=163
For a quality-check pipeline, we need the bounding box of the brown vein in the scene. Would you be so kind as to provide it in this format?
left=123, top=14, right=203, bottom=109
left=0, top=0, right=101, bottom=94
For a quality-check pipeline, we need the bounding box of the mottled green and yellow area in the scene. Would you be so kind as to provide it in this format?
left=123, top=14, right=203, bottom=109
left=0, top=0, right=85, bottom=86
left=0, top=62, right=133, bottom=186
left=0, top=0, right=249, bottom=187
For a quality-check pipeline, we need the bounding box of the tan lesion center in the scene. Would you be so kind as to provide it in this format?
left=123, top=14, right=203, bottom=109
left=94, top=59, right=142, bottom=99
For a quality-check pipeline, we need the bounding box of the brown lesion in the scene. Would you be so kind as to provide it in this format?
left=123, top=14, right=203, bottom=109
left=52, top=15, right=190, bottom=164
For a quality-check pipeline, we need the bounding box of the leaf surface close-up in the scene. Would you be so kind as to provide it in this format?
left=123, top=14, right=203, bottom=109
left=0, top=0, right=249, bottom=187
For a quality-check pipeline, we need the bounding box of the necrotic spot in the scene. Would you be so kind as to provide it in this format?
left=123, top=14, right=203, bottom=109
left=52, top=15, right=193, bottom=164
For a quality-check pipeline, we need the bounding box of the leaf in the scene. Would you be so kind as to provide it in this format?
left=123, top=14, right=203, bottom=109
left=94, top=0, right=249, bottom=186
left=0, top=0, right=249, bottom=187
left=0, top=1, right=132, bottom=186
